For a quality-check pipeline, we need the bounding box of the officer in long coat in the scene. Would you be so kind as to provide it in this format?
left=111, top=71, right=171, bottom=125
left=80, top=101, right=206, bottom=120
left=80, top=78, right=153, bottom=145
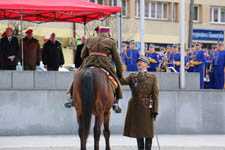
left=65, top=26, right=123, bottom=113
left=120, top=56, right=159, bottom=150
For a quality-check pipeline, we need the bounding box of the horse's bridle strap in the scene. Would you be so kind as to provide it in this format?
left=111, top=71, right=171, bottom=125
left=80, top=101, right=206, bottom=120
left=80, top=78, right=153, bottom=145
left=90, top=52, right=108, bottom=57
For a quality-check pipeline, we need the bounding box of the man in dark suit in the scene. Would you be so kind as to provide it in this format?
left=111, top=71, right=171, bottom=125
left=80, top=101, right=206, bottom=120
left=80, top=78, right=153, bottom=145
left=0, top=28, right=19, bottom=70
left=42, top=33, right=64, bottom=71
left=74, top=36, right=87, bottom=68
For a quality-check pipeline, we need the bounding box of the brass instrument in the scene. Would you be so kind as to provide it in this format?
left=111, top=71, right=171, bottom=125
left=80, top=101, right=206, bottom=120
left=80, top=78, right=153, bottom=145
left=157, top=52, right=168, bottom=72
left=185, top=52, right=196, bottom=70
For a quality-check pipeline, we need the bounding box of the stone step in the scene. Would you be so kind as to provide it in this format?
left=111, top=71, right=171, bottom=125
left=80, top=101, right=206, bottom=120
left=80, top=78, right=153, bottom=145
left=0, top=135, right=225, bottom=150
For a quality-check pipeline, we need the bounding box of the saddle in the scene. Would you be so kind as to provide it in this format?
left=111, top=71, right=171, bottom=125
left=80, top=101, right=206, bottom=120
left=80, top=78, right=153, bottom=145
left=89, top=67, right=118, bottom=90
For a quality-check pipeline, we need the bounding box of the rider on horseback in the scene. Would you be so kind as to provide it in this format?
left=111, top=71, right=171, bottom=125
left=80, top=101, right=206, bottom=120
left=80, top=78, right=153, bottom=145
left=65, top=26, right=123, bottom=113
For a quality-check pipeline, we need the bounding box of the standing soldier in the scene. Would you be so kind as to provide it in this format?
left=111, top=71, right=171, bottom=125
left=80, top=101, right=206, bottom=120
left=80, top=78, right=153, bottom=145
left=145, top=44, right=159, bottom=72
left=213, top=42, right=225, bottom=89
left=125, top=40, right=140, bottom=71
left=193, top=42, right=206, bottom=89
left=120, top=56, right=159, bottom=150
left=19, top=29, right=41, bottom=70
left=65, top=27, right=123, bottom=113
left=173, top=45, right=181, bottom=72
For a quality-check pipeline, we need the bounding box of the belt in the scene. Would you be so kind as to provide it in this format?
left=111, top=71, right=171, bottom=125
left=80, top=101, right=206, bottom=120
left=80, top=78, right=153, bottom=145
left=90, top=52, right=108, bottom=57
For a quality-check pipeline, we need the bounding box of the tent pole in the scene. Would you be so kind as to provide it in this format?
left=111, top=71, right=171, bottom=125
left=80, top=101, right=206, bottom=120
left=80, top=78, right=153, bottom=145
left=84, top=17, right=87, bottom=36
left=84, top=23, right=86, bottom=35
left=20, top=10, right=24, bottom=70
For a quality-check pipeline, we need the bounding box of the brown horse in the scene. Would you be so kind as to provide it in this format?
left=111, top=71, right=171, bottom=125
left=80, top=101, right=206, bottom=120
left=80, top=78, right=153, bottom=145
left=73, top=67, right=114, bottom=150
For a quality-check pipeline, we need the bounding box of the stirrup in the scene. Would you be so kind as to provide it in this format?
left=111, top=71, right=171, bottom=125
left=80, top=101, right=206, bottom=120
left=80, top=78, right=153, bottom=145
left=113, top=103, right=122, bottom=113
left=64, top=100, right=73, bottom=108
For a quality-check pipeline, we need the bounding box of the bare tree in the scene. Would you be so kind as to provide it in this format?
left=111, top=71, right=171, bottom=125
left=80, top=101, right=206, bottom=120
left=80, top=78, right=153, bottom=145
left=80, top=16, right=137, bottom=42
left=7, top=20, right=33, bottom=38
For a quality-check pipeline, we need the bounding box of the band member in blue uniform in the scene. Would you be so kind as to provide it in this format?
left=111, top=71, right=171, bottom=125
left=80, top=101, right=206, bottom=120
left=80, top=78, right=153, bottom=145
left=214, top=42, right=225, bottom=89
left=167, top=45, right=175, bottom=70
left=145, top=44, right=159, bottom=72
left=125, top=40, right=140, bottom=71
left=185, top=48, right=194, bottom=72
left=121, top=43, right=128, bottom=71
left=193, top=42, right=206, bottom=89
left=173, top=45, right=181, bottom=72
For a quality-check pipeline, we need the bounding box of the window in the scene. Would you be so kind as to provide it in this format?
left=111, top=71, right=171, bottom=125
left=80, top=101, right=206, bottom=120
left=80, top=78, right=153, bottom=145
left=135, top=1, right=168, bottom=20
left=88, top=0, right=103, bottom=4
left=193, top=5, right=200, bottom=22
left=173, top=3, right=178, bottom=21
left=135, top=0, right=140, bottom=17
left=145, top=2, right=149, bottom=17
left=211, top=7, right=225, bottom=24
left=122, top=0, right=128, bottom=17
left=151, top=2, right=156, bottom=18
left=109, top=0, right=117, bottom=6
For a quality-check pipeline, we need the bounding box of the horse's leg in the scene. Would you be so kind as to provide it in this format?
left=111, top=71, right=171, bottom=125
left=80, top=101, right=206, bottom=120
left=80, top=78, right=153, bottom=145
left=94, top=115, right=103, bottom=150
left=103, top=111, right=111, bottom=150
left=78, top=115, right=87, bottom=150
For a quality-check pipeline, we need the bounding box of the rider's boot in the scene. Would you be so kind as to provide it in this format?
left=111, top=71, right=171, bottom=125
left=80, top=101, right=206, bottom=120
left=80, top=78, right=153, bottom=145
left=64, top=96, right=73, bottom=108
left=64, top=89, right=74, bottom=108
left=112, top=91, right=122, bottom=113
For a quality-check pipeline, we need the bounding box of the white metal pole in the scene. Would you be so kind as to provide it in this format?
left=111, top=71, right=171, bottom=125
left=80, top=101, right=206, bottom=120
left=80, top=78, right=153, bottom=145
left=117, top=0, right=122, bottom=52
left=140, top=0, right=145, bottom=55
left=180, top=0, right=185, bottom=88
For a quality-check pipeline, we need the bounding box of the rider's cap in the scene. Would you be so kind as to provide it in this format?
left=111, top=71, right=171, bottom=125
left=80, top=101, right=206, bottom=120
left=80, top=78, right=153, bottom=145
left=99, top=26, right=110, bottom=33
left=26, top=29, right=33, bottom=33
left=137, top=56, right=150, bottom=64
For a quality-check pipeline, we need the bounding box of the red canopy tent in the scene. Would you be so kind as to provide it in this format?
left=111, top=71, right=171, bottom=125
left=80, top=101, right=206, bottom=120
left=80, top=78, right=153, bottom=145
left=0, top=0, right=121, bottom=69
left=0, top=0, right=121, bottom=23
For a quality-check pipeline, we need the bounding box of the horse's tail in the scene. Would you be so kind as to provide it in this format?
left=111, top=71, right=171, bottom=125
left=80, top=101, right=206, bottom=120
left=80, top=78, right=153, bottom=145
left=80, top=69, right=94, bottom=138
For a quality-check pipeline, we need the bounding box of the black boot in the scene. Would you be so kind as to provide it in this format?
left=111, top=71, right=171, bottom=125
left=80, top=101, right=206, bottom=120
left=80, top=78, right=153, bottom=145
left=145, top=138, right=152, bottom=150
left=137, top=138, right=144, bottom=150
left=112, top=95, right=122, bottom=113
left=64, top=94, right=74, bottom=108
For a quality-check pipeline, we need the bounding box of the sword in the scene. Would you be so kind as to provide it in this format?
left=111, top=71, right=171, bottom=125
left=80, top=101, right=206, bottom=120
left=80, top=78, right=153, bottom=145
left=155, top=124, right=160, bottom=150
left=150, top=97, right=160, bottom=150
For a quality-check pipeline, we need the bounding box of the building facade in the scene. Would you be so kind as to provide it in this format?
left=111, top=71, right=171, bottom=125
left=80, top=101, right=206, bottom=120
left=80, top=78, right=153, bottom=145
left=85, top=0, right=225, bottom=48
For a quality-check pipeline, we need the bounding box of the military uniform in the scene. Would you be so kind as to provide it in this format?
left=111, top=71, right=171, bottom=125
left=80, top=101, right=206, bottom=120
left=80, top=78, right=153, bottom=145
left=79, top=33, right=123, bottom=98
left=167, top=52, right=175, bottom=69
left=19, top=37, right=41, bottom=70
left=193, top=49, right=206, bottom=89
left=214, top=49, right=225, bottom=89
left=145, top=52, right=159, bottom=72
left=174, top=52, right=181, bottom=72
left=120, top=72, right=159, bottom=138
left=125, top=48, right=140, bottom=71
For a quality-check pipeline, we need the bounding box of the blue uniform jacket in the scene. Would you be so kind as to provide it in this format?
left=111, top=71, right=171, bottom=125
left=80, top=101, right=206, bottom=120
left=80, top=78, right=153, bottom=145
left=125, top=49, right=140, bottom=71
left=174, top=53, right=181, bottom=72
